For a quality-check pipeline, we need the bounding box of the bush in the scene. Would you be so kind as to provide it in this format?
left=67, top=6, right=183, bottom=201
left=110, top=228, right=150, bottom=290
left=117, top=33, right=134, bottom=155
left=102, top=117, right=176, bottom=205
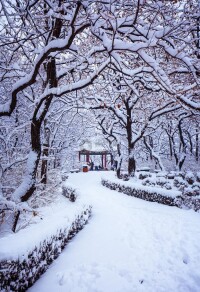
left=177, top=172, right=185, bottom=179
left=156, top=177, right=168, bottom=187
left=196, top=172, right=200, bottom=183
left=166, top=173, right=175, bottom=179
left=165, top=183, right=172, bottom=190
left=119, top=174, right=130, bottom=181
left=139, top=172, right=151, bottom=180
left=176, top=195, right=200, bottom=212
left=62, top=185, right=78, bottom=202
left=185, top=171, right=195, bottom=185
left=61, top=173, right=69, bottom=181
left=156, top=178, right=172, bottom=190
left=183, top=183, right=200, bottom=197
left=173, top=177, right=187, bottom=188
left=192, top=182, right=200, bottom=193
left=183, top=186, right=195, bottom=197
left=142, top=177, right=155, bottom=186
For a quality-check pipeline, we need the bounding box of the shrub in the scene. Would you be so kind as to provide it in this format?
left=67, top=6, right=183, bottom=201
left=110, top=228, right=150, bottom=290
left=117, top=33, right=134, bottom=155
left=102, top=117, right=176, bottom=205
left=185, top=171, right=195, bottom=185
left=139, top=172, right=151, bottom=180
left=192, top=182, right=200, bottom=193
left=166, top=173, right=175, bottom=179
left=142, top=177, right=155, bottom=186
left=173, top=177, right=187, bottom=188
left=176, top=195, right=200, bottom=211
left=196, top=172, right=200, bottom=183
left=62, top=185, right=78, bottom=202
left=156, top=177, right=168, bottom=187
left=165, top=183, right=172, bottom=190
left=155, top=178, right=172, bottom=190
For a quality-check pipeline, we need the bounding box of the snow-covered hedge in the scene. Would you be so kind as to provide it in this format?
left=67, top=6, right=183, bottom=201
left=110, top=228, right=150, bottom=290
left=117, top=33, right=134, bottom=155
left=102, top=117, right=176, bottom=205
left=102, top=178, right=177, bottom=207
left=62, top=184, right=78, bottom=202
left=0, top=206, right=92, bottom=292
left=176, top=195, right=200, bottom=212
left=102, top=178, right=200, bottom=212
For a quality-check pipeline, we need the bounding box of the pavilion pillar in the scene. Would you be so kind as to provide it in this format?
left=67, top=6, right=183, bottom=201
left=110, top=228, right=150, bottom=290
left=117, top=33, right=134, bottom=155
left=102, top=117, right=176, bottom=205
left=86, top=152, right=90, bottom=163
left=110, top=154, right=114, bottom=165
left=102, top=155, right=104, bottom=168
left=104, top=154, right=107, bottom=169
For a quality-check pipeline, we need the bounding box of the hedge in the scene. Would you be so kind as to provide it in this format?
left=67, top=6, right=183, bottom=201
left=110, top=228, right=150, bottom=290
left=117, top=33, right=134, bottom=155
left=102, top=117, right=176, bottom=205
left=0, top=205, right=92, bottom=292
left=62, top=185, right=78, bottom=202
left=102, top=178, right=200, bottom=211
left=102, top=178, right=177, bottom=207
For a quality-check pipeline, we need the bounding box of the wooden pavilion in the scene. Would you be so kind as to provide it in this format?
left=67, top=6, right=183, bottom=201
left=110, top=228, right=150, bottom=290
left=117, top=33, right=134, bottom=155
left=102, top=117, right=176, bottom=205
left=78, top=137, right=113, bottom=169
left=78, top=149, right=113, bottom=169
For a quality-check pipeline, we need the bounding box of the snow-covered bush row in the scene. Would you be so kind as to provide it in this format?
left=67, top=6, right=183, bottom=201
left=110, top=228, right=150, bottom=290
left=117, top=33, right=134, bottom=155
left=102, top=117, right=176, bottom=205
left=102, top=179, right=177, bottom=207
left=62, top=184, right=78, bottom=202
left=102, top=179, right=200, bottom=212
left=0, top=206, right=92, bottom=292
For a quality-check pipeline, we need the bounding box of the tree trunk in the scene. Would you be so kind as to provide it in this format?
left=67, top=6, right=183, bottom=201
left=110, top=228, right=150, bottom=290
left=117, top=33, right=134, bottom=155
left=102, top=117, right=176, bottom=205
left=116, top=143, right=122, bottom=178
left=41, top=144, right=49, bottom=184
left=178, top=155, right=186, bottom=171
left=196, top=126, right=199, bottom=162
left=143, top=136, right=164, bottom=171
left=41, top=121, right=50, bottom=185
left=20, top=118, right=43, bottom=201
left=177, top=119, right=186, bottom=171
left=128, top=153, right=136, bottom=176
left=125, top=102, right=136, bottom=176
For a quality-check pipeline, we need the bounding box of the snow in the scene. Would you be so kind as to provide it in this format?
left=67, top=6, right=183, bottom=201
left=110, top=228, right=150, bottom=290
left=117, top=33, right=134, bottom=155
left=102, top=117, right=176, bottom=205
left=28, top=171, right=200, bottom=292
left=0, top=101, right=11, bottom=113
left=176, top=95, right=200, bottom=111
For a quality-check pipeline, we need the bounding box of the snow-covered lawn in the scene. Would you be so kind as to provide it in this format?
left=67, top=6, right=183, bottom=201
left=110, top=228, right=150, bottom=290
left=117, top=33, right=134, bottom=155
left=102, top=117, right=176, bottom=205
left=29, top=171, right=200, bottom=292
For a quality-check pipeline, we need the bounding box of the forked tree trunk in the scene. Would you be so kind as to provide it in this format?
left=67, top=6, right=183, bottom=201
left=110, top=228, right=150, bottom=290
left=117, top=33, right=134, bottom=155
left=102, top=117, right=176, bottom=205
left=12, top=55, right=58, bottom=230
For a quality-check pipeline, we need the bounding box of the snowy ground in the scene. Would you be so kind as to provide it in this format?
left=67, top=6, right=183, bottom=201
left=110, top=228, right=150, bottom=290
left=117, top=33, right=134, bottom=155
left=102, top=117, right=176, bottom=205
left=29, top=171, right=200, bottom=292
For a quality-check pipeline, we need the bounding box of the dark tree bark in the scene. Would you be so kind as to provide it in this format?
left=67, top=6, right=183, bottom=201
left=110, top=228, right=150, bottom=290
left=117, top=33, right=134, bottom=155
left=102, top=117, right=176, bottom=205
left=41, top=121, right=50, bottom=185
left=125, top=98, right=136, bottom=176
left=195, top=126, right=199, bottom=162
left=116, top=143, right=122, bottom=178
left=177, top=118, right=187, bottom=171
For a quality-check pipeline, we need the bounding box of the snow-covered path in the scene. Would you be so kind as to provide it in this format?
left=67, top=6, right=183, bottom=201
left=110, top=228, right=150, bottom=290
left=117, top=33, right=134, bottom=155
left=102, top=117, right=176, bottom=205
left=29, top=171, right=200, bottom=292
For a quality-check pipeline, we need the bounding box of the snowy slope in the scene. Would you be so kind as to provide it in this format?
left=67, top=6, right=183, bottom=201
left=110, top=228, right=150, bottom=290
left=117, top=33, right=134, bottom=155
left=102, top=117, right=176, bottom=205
left=29, top=171, right=200, bottom=292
